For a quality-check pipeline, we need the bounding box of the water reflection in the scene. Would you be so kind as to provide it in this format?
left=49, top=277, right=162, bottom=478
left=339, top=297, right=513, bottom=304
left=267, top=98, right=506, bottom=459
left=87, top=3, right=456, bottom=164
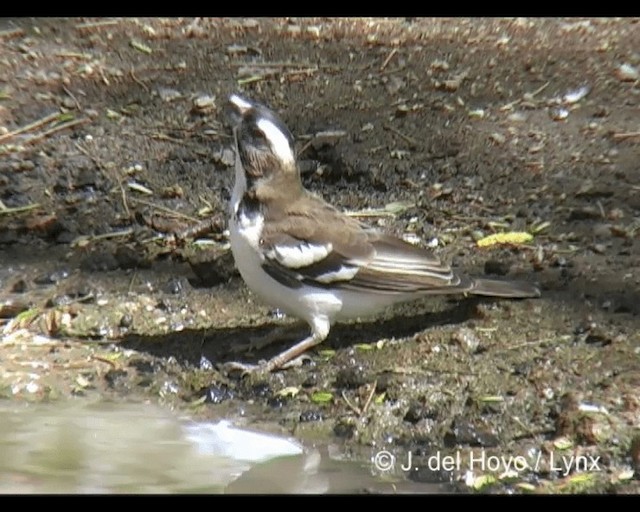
left=0, top=401, right=442, bottom=494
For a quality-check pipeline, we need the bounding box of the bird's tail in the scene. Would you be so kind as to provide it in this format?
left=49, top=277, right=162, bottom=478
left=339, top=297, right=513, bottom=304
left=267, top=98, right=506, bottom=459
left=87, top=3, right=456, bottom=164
left=469, top=278, right=540, bottom=298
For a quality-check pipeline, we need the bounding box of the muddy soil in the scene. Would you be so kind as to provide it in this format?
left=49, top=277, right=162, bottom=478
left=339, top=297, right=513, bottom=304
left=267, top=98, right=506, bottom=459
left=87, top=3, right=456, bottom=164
left=1, top=18, right=639, bottom=493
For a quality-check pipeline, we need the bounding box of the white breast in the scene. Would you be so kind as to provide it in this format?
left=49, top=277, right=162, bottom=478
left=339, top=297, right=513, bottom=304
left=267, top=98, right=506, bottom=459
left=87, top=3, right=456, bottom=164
left=228, top=214, right=344, bottom=325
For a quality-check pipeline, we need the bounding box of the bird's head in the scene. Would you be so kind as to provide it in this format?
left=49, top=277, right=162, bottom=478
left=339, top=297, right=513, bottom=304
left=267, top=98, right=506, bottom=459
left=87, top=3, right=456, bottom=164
left=227, top=94, right=299, bottom=191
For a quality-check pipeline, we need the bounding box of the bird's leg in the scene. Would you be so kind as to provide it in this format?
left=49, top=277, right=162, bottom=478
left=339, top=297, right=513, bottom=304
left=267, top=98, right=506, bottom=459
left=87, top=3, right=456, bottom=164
left=260, top=316, right=330, bottom=372
left=228, top=320, right=307, bottom=354
left=223, top=316, right=330, bottom=375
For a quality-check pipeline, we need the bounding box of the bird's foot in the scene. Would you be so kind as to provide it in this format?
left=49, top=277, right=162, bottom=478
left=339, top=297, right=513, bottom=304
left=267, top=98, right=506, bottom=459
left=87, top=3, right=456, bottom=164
left=221, top=354, right=312, bottom=377
left=223, top=320, right=327, bottom=375
left=221, top=360, right=262, bottom=377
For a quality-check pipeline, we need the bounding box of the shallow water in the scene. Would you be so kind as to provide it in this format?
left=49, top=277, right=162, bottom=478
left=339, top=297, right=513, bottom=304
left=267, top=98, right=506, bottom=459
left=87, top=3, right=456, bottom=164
left=0, top=401, right=442, bottom=494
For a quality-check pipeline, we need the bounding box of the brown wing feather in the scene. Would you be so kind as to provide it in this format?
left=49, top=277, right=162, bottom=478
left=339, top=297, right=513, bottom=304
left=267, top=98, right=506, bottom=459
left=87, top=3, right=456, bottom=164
left=260, top=192, right=463, bottom=293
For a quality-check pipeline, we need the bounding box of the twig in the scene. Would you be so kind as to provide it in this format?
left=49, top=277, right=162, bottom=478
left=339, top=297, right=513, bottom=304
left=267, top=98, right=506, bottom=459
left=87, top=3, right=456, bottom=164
left=500, top=81, right=550, bottom=111
left=54, top=361, right=103, bottom=370
left=62, top=85, right=82, bottom=110
left=297, top=129, right=348, bottom=156
left=90, top=355, right=118, bottom=368
left=341, top=390, right=361, bottom=416
left=383, top=124, right=420, bottom=148
left=120, top=182, right=131, bottom=219
left=198, top=195, right=215, bottom=212
left=345, top=209, right=396, bottom=218
left=147, top=132, right=189, bottom=144
left=129, top=197, right=200, bottom=223
left=237, top=63, right=333, bottom=83
left=380, top=48, right=398, bottom=71
left=73, top=141, right=92, bottom=157
left=55, top=51, right=92, bottom=60
left=495, top=337, right=569, bottom=352
left=237, top=75, right=267, bottom=85
left=130, top=67, right=150, bottom=93
left=71, top=228, right=134, bottom=248
left=0, top=203, right=41, bottom=215
left=0, top=28, right=25, bottom=40
left=127, top=181, right=153, bottom=195
left=360, top=380, right=378, bottom=416
left=75, top=20, right=120, bottom=31
left=230, top=61, right=336, bottom=69
left=298, top=139, right=314, bottom=156
left=128, top=269, right=138, bottom=294
left=512, top=416, right=538, bottom=439
left=129, top=40, right=153, bottom=54
left=282, top=68, right=318, bottom=80
left=23, top=118, right=91, bottom=145
left=530, top=81, right=551, bottom=97
left=98, top=66, right=110, bottom=87
left=612, top=131, right=640, bottom=141
left=0, top=112, right=60, bottom=143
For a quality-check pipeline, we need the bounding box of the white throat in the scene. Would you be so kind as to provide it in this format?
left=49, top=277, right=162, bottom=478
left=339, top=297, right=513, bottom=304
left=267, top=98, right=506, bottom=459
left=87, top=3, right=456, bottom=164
left=230, top=129, right=247, bottom=217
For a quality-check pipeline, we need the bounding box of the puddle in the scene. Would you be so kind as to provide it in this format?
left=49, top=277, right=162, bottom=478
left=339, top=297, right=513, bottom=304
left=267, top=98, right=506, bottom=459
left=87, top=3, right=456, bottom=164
left=0, top=401, right=443, bottom=494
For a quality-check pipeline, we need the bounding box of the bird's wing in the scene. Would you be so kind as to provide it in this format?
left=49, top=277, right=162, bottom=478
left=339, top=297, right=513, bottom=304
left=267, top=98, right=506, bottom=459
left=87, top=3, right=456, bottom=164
left=259, top=195, right=469, bottom=295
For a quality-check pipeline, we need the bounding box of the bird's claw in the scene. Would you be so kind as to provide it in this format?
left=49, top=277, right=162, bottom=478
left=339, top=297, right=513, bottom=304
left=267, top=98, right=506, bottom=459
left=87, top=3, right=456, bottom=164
left=221, top=360, right=262, bottom=377
left=279, top=354, right=312, bottom=370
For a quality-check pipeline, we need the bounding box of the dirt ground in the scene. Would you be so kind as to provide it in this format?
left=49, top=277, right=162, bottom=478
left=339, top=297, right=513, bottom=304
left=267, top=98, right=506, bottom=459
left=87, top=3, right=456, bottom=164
left=1, top=18, right=639, bottom=493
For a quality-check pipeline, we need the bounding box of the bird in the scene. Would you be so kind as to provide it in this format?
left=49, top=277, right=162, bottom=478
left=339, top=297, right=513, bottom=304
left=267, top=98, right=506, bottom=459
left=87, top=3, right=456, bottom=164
left=225, top=93, right=540, bottom=373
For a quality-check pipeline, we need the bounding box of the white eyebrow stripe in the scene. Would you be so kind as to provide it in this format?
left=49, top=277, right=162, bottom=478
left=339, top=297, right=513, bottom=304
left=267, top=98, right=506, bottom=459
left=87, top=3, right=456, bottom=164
left=271, top=242, right=333, bottom=269
left=229, top=94, right=253, bottom=113
left=257, top=117, right=295, bottom=166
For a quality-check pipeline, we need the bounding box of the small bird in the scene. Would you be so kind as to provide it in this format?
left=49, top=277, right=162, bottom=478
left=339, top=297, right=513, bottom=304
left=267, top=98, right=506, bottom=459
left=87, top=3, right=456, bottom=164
left=226, top=93, right=539, bottom=372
